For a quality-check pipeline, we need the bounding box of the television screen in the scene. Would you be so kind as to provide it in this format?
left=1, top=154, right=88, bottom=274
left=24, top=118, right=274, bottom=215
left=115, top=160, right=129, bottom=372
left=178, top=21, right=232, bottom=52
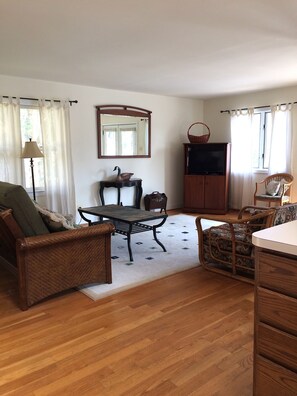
left=188, top=145, right=226, bottom=175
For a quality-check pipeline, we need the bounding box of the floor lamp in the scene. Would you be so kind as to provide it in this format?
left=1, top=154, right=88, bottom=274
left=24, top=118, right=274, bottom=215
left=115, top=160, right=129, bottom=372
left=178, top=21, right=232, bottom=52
left=21, top=138, right=44, bottom=201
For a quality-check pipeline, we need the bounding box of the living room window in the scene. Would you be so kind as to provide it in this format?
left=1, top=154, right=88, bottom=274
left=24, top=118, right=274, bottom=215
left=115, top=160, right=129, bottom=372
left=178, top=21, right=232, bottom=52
left=252, top=108, right=272, bottom=170
left=0, top=96, right=76, bottom=215
left=230, top=104, right=292, bottom=209
left=20, top=106, right=45, bottom=193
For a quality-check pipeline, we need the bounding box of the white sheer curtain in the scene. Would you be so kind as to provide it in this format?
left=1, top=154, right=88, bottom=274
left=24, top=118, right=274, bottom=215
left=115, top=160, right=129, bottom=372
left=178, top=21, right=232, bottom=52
left=39, top=100, right=76, bottom=216
left=268, top=104, right=292, bottom=174
left=230, top=109, right=255, bottom=209
left=0, top=97, right=22, bottom=183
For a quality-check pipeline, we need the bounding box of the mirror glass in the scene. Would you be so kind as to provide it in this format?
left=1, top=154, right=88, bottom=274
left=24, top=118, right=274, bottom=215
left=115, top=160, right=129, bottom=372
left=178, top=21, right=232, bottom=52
left=97, top=105, right=151, bottom=158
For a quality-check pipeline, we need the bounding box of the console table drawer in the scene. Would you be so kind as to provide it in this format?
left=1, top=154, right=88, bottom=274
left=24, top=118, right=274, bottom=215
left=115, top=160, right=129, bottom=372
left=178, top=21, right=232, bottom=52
left=258, top=251, right=297, bottom=297
left=257, top=323, right=297, bottom=372
left=258, top=288, right=297, bottom=335
left=255, top=355, right=297, bottom=395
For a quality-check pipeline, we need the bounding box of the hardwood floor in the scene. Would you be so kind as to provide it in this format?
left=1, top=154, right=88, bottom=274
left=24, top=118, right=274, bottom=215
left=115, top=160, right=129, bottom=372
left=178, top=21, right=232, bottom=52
left=0, top=254, right=254, bottom=395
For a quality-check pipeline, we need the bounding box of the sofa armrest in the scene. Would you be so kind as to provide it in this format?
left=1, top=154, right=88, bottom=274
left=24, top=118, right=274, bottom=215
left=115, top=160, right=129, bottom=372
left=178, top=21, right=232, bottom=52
left=17, top=222, right=115, bottom=250
left=15, top=223, right=115, bottom=310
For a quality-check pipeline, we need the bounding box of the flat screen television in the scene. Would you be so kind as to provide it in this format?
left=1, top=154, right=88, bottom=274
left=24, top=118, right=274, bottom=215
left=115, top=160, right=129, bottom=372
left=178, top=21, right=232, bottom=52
left=187, top=144, right=227, bottom=175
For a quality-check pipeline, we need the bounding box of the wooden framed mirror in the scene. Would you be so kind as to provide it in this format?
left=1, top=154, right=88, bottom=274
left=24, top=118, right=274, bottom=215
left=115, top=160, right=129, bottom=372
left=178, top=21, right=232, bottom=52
left=96, top=104, right=151, bottom=158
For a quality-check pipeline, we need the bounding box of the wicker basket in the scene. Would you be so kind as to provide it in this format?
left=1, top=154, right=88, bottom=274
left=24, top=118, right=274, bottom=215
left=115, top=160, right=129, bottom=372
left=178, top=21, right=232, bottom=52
left=187, top=122, right=210, bottom=143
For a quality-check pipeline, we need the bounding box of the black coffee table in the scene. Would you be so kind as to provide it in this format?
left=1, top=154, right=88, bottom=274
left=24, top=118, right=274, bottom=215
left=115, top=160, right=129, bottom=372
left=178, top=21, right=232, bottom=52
left=78, top=205, right=168, bottom=261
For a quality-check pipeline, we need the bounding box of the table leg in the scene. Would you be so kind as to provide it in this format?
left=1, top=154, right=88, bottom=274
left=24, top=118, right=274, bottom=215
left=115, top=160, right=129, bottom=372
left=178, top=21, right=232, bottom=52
left=116, top=187, right=121, bottom=205
left=135, top=182, right=143, bottom=209
left=127, top=224, right=133, bottom=261
left=152, top=217, right=167, bottom=252
left=78, top=208, right=92, bottom=226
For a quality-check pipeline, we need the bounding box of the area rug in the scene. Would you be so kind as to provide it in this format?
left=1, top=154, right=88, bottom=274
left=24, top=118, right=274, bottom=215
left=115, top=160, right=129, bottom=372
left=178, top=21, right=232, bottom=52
left=79, top=214, right=224, bottom=301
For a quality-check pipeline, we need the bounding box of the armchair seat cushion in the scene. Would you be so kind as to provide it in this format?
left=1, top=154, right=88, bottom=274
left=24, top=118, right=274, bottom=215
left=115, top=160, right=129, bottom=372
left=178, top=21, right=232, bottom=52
left=255, top=194, right=290, bottom=202
left=0, top=182, right=49, bottom=236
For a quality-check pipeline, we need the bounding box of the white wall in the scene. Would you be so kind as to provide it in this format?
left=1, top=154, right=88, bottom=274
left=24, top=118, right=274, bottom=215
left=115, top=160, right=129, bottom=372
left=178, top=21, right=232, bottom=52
left=0, top=74, right=203, bottom=212
left=204, top=85, right=297, bottom=203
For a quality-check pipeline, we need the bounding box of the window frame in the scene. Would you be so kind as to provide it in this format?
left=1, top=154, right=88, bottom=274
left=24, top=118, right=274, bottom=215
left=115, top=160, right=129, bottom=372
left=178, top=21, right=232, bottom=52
left=253, top=107, right=271, bottom=172
left=101, top=122, right=138, bottom=156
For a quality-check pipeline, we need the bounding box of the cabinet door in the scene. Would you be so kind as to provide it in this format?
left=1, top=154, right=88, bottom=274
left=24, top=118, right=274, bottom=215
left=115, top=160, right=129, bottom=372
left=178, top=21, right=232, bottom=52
left=184, top=175, right=204, bottom=209
left=204, top=176, right=226, bottom=210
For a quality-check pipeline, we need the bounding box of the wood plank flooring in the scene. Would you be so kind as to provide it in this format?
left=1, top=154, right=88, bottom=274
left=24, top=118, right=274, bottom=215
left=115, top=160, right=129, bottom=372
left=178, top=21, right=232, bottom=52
left=0, top=258, right=254, bottom=395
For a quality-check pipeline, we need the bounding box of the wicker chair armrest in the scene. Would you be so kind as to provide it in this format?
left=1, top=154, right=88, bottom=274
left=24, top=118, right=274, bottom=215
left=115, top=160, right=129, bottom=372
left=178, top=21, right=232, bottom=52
left=196, top=209, right=274, bottom=228
left=238, top=206, right=275, bottom=219
left=196, top=208, right=275, bottom=240
left=195, top=214, right=228, bottom=225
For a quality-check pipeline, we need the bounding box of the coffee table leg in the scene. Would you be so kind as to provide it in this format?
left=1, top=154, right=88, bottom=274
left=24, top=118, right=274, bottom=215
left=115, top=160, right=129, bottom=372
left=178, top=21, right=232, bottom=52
left=127, top=224, right=133, bottom=261
left=153, top=217, right=167, bottom=252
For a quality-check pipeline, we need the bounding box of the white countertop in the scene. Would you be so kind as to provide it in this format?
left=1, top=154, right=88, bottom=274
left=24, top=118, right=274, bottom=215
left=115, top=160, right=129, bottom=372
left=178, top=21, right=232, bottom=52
left=252, top=220, right=297, bottom=256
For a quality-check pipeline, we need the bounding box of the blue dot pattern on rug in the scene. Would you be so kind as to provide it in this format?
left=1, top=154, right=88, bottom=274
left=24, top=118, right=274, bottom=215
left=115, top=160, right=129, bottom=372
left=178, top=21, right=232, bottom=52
left=114, top=215, right=198, bottom=262
left=78, top=214, right=211, bottom=301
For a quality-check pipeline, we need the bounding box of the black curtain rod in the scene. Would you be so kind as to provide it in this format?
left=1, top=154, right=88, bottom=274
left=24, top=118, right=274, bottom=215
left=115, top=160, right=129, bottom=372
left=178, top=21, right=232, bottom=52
left=220, top=101, right=297, bottom=114
left=2, top=95, right=78, bottom=106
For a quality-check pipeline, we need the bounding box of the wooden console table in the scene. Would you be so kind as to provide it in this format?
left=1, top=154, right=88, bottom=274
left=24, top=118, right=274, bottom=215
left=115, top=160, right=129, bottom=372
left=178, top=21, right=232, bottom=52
left=99, top=178, right=142, bottom=209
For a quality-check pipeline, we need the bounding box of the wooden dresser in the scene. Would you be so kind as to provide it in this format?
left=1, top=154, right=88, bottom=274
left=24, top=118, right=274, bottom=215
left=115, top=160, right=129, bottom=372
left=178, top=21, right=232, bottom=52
left=253, top=221, right=297, bottom=395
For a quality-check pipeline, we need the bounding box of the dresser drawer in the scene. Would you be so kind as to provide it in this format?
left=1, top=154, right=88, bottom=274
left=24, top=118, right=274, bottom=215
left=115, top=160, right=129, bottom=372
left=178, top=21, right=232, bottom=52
left=257, top=251, right=297, bottom=298
left=254, top=355, right=297, bottom=396
left=257, top=323, right=297, bottom=372
left=257, top=287, right=297, bottom=335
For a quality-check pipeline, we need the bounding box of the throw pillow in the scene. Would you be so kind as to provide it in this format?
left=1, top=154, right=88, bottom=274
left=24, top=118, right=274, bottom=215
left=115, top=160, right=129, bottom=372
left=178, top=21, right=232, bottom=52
left=279, top=178, right=289, bottom=194
left=265, top=180, right=280, bottom=196
left=33, top=202, right=76, bottom=232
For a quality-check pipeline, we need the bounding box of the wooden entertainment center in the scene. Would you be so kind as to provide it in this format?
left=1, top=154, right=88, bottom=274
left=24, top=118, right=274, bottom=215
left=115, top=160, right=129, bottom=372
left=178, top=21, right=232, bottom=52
left=183, top=143, right=231, bottom=214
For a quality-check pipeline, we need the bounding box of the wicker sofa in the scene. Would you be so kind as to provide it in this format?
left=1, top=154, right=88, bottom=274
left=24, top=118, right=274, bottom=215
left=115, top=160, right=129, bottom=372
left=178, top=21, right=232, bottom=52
left=196, top=203, right=297, bottom=283
left=0, top=181, right=115, bottom=310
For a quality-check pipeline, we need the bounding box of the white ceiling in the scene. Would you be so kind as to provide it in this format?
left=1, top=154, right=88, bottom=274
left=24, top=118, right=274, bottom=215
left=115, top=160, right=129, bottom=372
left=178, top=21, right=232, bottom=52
left=1, top=0, right=297, bottom=99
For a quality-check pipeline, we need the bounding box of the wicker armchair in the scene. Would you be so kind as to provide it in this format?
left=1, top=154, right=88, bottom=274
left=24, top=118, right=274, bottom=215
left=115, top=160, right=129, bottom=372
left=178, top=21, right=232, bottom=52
left=0, top=182, right=115, bottom=310
left=196, top=206, right=275, bottom=283
left=254, top=173, right=294, bottom=206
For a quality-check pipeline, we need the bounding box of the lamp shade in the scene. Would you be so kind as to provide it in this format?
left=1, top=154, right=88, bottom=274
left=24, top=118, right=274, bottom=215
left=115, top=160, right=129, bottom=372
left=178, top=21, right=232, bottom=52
left=22, top=140, right=44, bottom=159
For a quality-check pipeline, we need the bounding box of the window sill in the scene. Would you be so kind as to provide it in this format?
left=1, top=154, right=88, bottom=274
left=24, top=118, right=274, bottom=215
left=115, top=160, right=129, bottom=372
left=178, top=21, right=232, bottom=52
left=253, top=169, right=268, bottom=175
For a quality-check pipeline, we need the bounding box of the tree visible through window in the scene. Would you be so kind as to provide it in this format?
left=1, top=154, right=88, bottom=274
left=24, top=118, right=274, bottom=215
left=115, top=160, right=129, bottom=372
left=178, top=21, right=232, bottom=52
left=20, top=107, right=45, bottom=192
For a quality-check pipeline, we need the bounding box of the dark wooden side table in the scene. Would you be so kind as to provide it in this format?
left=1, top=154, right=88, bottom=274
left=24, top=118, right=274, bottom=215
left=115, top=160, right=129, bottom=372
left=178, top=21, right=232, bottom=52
left=99, top=178, right=142, bottom=209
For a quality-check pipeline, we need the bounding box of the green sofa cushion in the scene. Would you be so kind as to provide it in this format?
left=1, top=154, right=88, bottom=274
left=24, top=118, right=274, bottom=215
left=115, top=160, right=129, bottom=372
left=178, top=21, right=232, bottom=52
left=0, top=181, right=49, bottom=237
